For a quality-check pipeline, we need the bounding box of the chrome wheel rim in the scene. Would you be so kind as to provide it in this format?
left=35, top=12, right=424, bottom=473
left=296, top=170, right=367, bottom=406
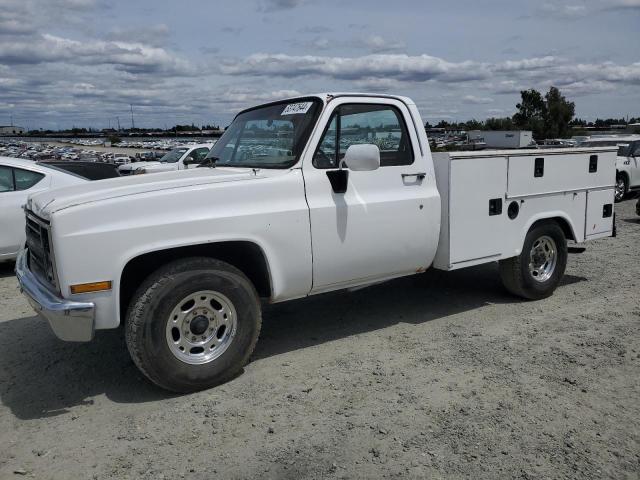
left=528, top=235, right=557, bottom=283
left=615, top=177, right=625, bottom=201
left=165, top=290, right=237, bottom=365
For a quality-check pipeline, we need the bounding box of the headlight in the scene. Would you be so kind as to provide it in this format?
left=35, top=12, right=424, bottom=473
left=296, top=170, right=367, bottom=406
left=134, top=168, right=146, bottom=175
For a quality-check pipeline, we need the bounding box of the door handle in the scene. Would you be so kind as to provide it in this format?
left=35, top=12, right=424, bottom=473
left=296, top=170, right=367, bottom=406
left=401, top=172, right=426, bottom=180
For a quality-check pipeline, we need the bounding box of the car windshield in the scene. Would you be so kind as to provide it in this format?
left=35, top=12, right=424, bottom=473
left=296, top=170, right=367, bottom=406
left=205, top=99, right=322, bottom=169
left=617, top=144, right=630, bottom=156
left=159, top=148, right=188, bottom=163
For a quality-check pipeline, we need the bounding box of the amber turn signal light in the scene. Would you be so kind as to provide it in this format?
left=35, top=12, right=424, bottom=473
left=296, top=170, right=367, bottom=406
left=70, top=281, right=112, bottom=294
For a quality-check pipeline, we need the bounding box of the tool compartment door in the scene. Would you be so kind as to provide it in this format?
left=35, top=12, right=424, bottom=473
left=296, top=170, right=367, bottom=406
left=449, top=156, right=507, bottom=264
left=507, top=151, right=612, bottom=198
left=585, top=189, right=615, bottom=239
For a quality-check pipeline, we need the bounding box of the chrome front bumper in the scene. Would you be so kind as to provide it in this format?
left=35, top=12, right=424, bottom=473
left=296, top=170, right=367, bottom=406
left=15, top=249, right=95, bottom=342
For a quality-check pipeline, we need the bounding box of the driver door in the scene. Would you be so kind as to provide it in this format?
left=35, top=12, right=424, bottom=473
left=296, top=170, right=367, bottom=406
left=302, top=98, right=433, bottom=293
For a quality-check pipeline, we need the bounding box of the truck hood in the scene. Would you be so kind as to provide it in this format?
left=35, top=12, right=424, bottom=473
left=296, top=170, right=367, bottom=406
left=119, top=161, right=161, bottom=171
left=28, top=167, right=268, bottom=219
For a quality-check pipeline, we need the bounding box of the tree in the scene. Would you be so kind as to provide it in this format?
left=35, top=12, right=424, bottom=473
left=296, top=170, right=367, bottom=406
left=544, top=86, right=575, bottom=138
left=485, top=117, right=515, bottom=130
left=512, top=87, right=575, bottom=139
left=513, top=89, right=546, bottom=139
left=464, top=119, right=483, bottom=130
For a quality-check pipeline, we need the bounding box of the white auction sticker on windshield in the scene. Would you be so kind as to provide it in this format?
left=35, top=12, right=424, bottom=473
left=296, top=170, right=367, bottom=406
left=281, top=102, right=313, bottom=115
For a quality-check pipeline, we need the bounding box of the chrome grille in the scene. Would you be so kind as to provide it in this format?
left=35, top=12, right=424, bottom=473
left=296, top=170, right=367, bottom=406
left=25, top=211, right=58, bottom=290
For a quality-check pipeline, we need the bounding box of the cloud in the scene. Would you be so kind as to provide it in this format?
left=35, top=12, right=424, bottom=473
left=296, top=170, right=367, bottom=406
left=220, top=53, right=489, bottom=83
left=603, top=0, right=640, bottom=9
left=221, top=26, right=243, bottom=34
left=0, top=33, right=194, bottom=75
left=537, top=3, right=588, bottom=18
left=492, top=56, right=559, bottom=72
left=462, top=95, right=494, bottom=105
left=297, top=25, right=332, bottom=34
left=104, top=24, right=170, bottom=47
left=304, top=37, right=331, bottom=50
left=354, top=77, right=403, bottom=92
left=357, top=35, right=406, bottom=53
left=218, top=52, right=640, bottom=101
left=0, top=0, right=103, bottom=36
left=258, top=0, right=306, bottom=11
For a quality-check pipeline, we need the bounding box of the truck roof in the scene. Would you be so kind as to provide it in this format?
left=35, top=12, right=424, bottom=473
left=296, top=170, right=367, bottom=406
left=237, top=93, right=416, bottom=116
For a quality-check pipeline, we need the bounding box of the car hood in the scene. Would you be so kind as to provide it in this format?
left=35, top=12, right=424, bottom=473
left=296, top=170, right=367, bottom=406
left=28, top=167, right=273, bottom=219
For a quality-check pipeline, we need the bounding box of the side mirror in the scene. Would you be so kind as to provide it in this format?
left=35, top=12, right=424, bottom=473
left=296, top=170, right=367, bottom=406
left=342, top=144, right=380, bottom=171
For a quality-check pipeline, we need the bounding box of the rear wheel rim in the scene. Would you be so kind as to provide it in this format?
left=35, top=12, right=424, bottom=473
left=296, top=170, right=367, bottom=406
left=165, top=290, right=237, bottom=365
left=615, top=177, right=626, bottom=201
left=528, top=235, right=557, bottom=283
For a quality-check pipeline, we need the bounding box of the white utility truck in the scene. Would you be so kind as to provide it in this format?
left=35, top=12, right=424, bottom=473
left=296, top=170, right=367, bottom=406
left=118, top=143, right=213, bottom=175
left=16, top=94, right=616, bottom=392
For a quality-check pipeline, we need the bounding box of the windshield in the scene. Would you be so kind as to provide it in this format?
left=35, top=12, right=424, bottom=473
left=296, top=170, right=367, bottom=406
left=159, top=147, right=188, bottom=163
left=205, top=98, right=322, bottom=169
left=617, top=144, right=630, bottom=156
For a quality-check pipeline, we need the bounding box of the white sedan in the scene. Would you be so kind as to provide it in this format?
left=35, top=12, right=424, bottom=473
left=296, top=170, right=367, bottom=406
left=0, top=157, right=87, bottom=262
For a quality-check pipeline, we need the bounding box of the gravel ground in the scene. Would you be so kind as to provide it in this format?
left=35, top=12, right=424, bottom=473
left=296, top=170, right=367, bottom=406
left=0, top=199, right=638, bottom=480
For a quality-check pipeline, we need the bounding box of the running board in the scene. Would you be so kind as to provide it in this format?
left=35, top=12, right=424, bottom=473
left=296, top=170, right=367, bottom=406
left=568, top=247, right=587, bottom=254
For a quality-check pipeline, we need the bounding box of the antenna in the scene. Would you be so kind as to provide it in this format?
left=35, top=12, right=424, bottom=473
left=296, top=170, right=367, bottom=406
left=117, top=116, right=121, bottom=131
left=130, top=104, right=135, bottom=130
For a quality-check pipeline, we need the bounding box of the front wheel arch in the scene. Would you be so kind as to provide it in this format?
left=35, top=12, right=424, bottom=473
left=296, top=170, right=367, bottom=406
left=119, top=241, right=273, bottom=325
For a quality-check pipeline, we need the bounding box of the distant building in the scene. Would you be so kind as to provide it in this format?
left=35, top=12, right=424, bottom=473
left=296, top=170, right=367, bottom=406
left=0, top=125, right=25, bottom=135
left=468, top=130, right=534, bottom=149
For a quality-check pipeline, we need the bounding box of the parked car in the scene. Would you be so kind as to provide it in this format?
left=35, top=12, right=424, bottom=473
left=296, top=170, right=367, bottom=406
left=615, top=140, right=640, bottom=201
left=113, top=155, right=132, bottom=166
left=38, top=161, right=121, bottom=180
left=118, top=144, right=213, bottom=175
left=0, top=157, right=87, bottom=262
left=16, top=94, right=617, bottom=392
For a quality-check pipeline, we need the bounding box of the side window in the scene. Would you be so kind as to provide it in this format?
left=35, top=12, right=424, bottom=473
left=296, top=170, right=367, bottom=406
left=0, top=166, right=15, bottom=192
left=632, top=142, right=640, bottom=157
left=194, top=148, right=210, bottom=161
left=14, top=168, right=44, bottom=190
left=313, top=103, right=414, bottom=168
left=314, top=115, right=337, bottom=168
left=187, top=148, right=210, bottom=163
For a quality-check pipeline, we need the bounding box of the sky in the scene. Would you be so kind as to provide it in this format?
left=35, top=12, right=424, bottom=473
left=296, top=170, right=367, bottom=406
left=0, top=0, right=638, bottom=130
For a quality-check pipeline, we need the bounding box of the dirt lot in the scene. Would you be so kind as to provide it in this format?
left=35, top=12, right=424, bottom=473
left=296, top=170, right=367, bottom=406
left=0, top=199, right=638, bottom=480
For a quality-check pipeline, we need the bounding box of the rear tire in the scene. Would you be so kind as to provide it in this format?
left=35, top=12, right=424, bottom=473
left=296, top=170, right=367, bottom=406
left=125, top=257, right=261, bottom=393
left=499, top=222, right=567, bottom=300
left=615, top=173, right=628, bottom=203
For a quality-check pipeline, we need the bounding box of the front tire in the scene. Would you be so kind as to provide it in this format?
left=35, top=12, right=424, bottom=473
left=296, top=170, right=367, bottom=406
left=125, top=257, right=261, bottom=393
left=615, top=174, right=628, bottom=203
left=499, top=222, right=568, bottom=300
